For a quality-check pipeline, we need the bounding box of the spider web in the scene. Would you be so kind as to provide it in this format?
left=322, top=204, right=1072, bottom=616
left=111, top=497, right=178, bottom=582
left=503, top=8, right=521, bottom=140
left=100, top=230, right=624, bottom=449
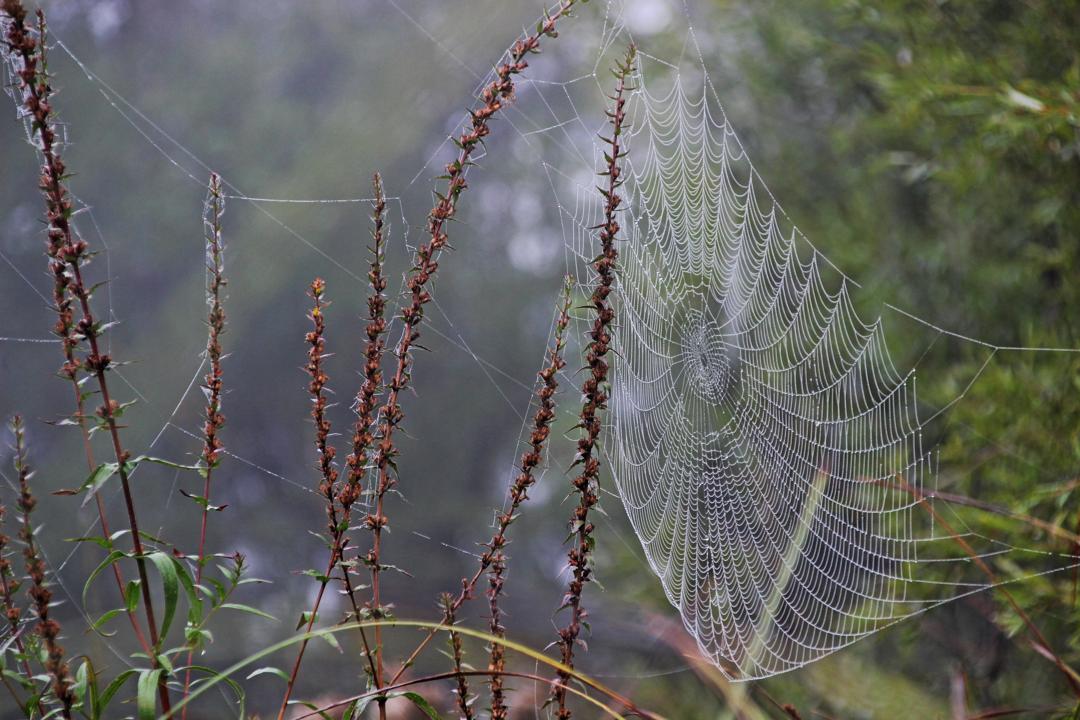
left=1, top=0, right=1078, bottom=694
left=544, top=4, right=1080, bottom=680
left=563, top=61, right=941, bottom=678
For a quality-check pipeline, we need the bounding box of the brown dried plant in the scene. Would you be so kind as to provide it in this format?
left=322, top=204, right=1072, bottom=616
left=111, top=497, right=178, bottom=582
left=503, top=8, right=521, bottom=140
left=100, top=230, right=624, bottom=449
left=278, top=278, right=340, bottom=718
left=12, top=415, right=76, bottom=718
left=0, top=471, right=32, bottom=714
left=180, top=171, right=229, bottom=719
left=382, top=0, right=584, bottom=691
left=2, top=0, right=170, bottom=710
left=488, top=276, right=573, bottom=719
left=554, top=42, right=635, bottom=720
left=279, top=175, right=390, bottom=717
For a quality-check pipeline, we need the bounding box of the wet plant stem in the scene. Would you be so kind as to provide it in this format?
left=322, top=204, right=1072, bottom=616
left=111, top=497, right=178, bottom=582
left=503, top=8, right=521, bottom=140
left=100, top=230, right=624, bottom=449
left=554, top=43, right=635, bottom=720
left=2, top=2, right=169, bottom=711
left=181, top=172, right=228, bottom=720
left=379, top=1, right=583, bottom=697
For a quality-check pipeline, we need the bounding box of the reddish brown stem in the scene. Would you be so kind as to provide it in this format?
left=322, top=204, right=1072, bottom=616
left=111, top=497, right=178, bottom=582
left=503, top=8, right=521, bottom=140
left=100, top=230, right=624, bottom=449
left=385, top=282, right=572, bottom=707
left=193, top=173, right=228, bottom=585
left=440, top=594, right=476, bottom=719
left=4, top=0, right=149, bottom=661
left=387, top=273, right=573, bottom=694
left=554, top=43, right=635, bottom=720
left=294, top=668, right=662, bottom=720
left=0, top=501, right=34, bottom=693
left=279, top=176, right=391, bottom=720
left=12, top=416, right=75, bottom=719
left=379, top=0, right=583, bottom=695
left=488, top=278, right=572, bottom=718
left=181, top=172, right=228, bottom=720
left=277, top=279, right=341, bottom=720
left=342, top=173, right=390, bottom=687
left=2, top=4, right=169, bottom=712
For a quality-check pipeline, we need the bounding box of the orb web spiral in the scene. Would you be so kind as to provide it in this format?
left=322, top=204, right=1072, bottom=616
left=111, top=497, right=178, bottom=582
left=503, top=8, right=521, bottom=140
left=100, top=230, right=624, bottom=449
left=555, top=58, right=972, bottom=680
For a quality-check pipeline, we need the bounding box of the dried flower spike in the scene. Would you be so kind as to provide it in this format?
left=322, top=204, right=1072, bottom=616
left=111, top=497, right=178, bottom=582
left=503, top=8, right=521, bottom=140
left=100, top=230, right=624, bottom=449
left=384, top=0, right=584, bottom=694
left=12, top=416, right=76, bottom=719
left=181, top=171, right=228, bottom=720
left=0, top=498, right=33, bottom=705
left=441, top=593, right=476, bottom=720
left=2, top=2, right=168, bottom=710
left=554, top=43, right=635, bottom=720
left=488, top=276, right=573, bottom=719
left=278, top=278, right=343, bottom=720
left=344, top=173, right=388, bottom=512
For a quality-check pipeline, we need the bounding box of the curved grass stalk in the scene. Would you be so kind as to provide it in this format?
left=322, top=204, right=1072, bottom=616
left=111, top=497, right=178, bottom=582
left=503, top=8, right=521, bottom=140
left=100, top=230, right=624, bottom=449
left=166, top=620, right=663, bottom=720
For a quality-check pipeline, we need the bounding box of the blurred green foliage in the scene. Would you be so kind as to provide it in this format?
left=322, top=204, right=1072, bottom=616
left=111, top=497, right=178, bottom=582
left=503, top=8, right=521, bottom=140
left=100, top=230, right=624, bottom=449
left=679, top=0, right=1080, bottom=717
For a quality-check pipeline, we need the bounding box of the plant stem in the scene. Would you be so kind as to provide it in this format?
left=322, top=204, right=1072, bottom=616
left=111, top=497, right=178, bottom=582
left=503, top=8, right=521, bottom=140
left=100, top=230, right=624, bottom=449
left=13, top=416, right=75, bottom=719
left=0, top=502, right=34, bottom=696
left=554, top=43, right=635, bottom=720
left=441, top=594, right=475, bottom=719
left=378, top=0, right=584, bottom=697
left=344, top=173, right=390, bottom=689
left=181, top=172, right=228, bottom=720
left=1, top=3, right=169, bottom=712
left=387, top=279, right=573, bottom=707
left=277, top=279, right=340, bottom=720
left=487, top=277, right=572, bottom=719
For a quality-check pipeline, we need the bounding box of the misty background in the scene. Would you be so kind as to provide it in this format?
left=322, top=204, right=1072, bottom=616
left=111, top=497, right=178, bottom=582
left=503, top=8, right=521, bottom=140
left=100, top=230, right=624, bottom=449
left=1, top=0, right=1078, bottom=717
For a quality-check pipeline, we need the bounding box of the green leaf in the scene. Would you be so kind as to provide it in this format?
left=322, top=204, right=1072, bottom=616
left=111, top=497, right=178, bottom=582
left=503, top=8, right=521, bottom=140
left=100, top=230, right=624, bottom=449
left=136, top=669, right=163, bottom=720
left=125, top=580, right=141, bottom=612
left=301, top=568, right=329, bottom=583
left=317, top=629, right=341, bottom=651
left=68, top=660, right=89, bottom=711
left=220, top=603, right=276, bottom=621
left=397, top=691, right=444, bottom=719
left=287, top=699, right=333, bottom=720
left=78, top=658, right=99, bottom=720
left=57, top=462, right=119, bottom=507
left=96, top=669, right=136, bottom=718
left=66, top=530, right=126, bottom=550
left=130, top=455, right=201, bottom=472
left=185, top=665, right=245, bottom=718
left=82, top=550, right=127, bottom=620
left=88, top=608, right=125, bottom=636
left=245, top=666, right=290, bottom=682
left=146, top=552, right=179, bottom=643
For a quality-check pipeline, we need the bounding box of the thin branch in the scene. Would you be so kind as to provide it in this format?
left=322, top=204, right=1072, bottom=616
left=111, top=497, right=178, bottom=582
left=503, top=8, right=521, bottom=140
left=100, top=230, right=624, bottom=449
left=897, top=473, right=1080, bottom=698
left=345, top=174, right=390, bottom=688
left=13, top=416, right=75, bottom=719
left=294, top=669, right=646, bottom=720
left=181, top=172, right=228, bottom=720
left=2, top=3, right=169, bottom=711
left=382, top=0, right=584, bottom=693
left=277, top=279, right=342, bottom=719
left=389, top=277, right=573, bottom=690
left=0, top=497, right=33, bottom=704
left=554, top=43, right=635, bottom=720
left=441, top=593, right=475, bottom=719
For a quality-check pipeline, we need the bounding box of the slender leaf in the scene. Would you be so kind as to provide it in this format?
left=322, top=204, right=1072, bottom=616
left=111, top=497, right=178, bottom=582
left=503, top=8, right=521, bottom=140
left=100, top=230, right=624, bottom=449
left=136, top=669, right=163, bottom=720
left=397, top=691, right=444, bottom=719
left=96, top=669, right=136, bottom=718
left=146, top=552, right=179, bottom=643
left=220, top=603, right=276, bottom=622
